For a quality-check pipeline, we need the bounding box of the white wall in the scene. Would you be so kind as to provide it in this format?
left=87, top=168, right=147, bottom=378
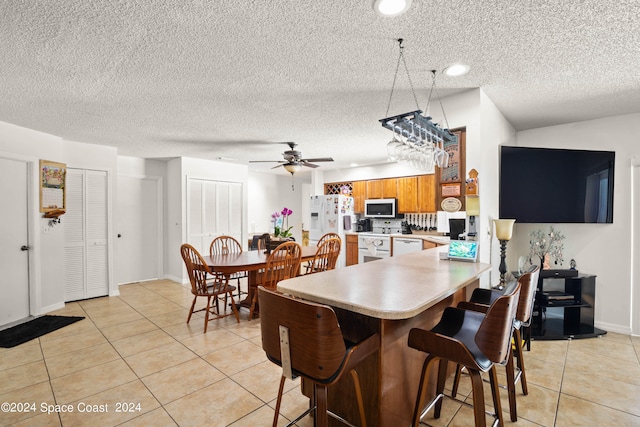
left=509, top=112, right=640, bottom=334
left=248, top=171, right=305, bottom=243
left=478, top=90, right=517, bottom=284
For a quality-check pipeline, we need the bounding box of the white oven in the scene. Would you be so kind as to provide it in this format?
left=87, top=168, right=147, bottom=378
left=358, top=234, right=391, bottom=263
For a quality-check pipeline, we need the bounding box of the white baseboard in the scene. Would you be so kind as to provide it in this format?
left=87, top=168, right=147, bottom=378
left=595, top=320, right=632, bottom=336
left=40, top=301, right=66, bottom=315
left=164, top=274, right=185, bottom=285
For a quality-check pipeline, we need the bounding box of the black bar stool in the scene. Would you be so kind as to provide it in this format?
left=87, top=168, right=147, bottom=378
left=408, top=282, right=521, bottom=427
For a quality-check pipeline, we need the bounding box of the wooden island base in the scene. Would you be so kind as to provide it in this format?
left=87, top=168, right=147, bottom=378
left=302, top=282, right=476, bottom=426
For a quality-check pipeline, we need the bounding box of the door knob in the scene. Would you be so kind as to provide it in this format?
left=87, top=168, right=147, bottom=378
left=20, top=245, right=30, bottom=251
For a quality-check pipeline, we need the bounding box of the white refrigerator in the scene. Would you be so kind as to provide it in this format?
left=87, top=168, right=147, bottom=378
left=309, top=195, right=355, bottom=268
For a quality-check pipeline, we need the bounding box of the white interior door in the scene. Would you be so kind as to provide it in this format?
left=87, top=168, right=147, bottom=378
left=64, top=169, right=109, bottom=301
left=116, top=175, right=160, bottom=284
left=0, top=157, right=30, bottom=326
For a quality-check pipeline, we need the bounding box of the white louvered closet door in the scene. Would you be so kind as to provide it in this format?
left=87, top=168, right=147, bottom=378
left=187, top=179, right=243, bottom=254
left=64, top=169, right=109, bottom=301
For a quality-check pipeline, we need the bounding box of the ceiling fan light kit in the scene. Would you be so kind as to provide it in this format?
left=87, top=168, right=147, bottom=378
left=249, top=142, right=334, bottom=175
left=379, top=39, right=457, bottom=170
left=283, top=163, right=302, bottom=174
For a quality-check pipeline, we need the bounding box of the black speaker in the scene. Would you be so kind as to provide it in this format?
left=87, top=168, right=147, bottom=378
left=540, top=269, right=579, bottom=278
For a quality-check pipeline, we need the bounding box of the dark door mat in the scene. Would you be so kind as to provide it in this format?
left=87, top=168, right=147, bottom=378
left=0, top=315, right=85, bottom=348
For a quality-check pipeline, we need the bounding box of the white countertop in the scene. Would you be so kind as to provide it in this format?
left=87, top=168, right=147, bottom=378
left=278, top=247, right=490, bottom=320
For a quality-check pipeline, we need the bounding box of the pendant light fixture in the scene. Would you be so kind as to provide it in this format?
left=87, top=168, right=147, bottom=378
left=378, top=39, right=457, bottom=170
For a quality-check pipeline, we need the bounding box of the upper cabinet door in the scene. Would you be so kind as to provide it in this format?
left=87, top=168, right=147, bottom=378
left=382, top=178, right=397, bottom=199
left=352, top=181, right=366, bottom=213
left=397, top=177, right=418, bottom=213
left=418, top=175, right=436, bottom=212
left=366, top=180, right=383, bottom=199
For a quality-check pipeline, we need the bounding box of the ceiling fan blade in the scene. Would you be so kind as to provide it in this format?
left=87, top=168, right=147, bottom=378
left=271, top=164, right=285, bottom=170
left=302, top=162, right=320, bottom=168
left=301, top=157, right=334, bottom=162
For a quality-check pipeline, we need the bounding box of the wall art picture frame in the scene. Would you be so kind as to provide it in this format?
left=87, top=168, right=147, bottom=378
left=39, top=159, right=66, bottom=213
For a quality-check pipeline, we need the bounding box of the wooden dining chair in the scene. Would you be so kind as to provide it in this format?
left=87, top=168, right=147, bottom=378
left=249, top=241, right=301, bottom=320
left=305, top=237, right=341, bottom=275
left=258, top=286, right=379, bottom=427
left=451, top=265, right=541, bottom=421
left=180, top=244, right=239, bottom=332
left=257, top=233, right=271, bottom=252
left=303, top=232, right=341, bottom=273
left=209, top=235, right=247, bottom=299
left=408, top=282, right=521, bottom=427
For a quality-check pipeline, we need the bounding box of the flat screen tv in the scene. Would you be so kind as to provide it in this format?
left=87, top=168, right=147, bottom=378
left=499, top=146, right=615, bottom=223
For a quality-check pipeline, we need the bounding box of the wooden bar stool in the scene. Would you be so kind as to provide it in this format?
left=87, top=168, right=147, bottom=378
left=258, top=286, right=379, bottom=427
left=408, top=282, right=521, bottom=427
left=453, top=266, right=540, bottom=421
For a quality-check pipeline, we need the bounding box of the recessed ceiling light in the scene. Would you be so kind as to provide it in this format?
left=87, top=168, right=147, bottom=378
left=443, top=64, right=470, bottom=77
left=373, top=0, right=412, bottom=17
left=350, top=163, right=359, bottom=167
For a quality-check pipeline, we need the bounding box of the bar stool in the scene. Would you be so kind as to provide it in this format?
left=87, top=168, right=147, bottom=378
left=452, top=266, right=541, bottom=421
left=408, top=282, right=521, bottom=427
left=258, top=286, right=379, bottom=427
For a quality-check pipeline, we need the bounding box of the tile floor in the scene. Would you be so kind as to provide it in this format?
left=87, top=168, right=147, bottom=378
left=1, top=279, right=639, bottom=427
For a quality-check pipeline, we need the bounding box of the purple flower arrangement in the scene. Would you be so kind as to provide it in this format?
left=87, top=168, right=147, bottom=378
left=272, top=207, right=293, bottom=238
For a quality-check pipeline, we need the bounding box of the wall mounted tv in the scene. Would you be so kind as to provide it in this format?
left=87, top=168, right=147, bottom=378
left=499, top=146, right=615, bottom=223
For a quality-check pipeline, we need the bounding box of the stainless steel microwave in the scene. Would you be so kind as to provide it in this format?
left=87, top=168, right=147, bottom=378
left=364, top=198, right=397, bottom=218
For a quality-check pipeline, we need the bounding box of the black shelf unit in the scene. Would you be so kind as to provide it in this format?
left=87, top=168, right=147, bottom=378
left=531, top=271, right=607, bottom=340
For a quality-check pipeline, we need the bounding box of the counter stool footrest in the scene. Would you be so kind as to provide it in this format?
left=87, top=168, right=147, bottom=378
left=417, top=393, right=501, bottom=427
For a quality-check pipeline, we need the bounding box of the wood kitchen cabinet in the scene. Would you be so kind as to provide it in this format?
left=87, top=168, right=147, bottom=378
left=417, top=175, right=436, bottom=212
left=397, top=176, right=418, bottom=213
left=382, top=178, right=397, bottom=198
left=352, top=181, right=366, bottom=213
left=346, top=234, right=359, bottom=266
left=366, top=180, right=383, bottom=199
left=422, top=240, right=438, bottom=250
left=324, top=172, right=437, bottom=214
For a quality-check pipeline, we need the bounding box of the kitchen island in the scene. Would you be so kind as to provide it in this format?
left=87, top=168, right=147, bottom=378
left=277, top=246, right=491, bottom=426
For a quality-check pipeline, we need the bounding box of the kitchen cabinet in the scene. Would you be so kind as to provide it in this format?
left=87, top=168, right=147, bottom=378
left=352, top=181, right=366, bottom=213
left=397, top=176, right=418, bottom=213
left=366, top=180, right=383, bottom=199
left=417, top=175, right=436, bottom=212
left=346, top=234, right=359, bottom=266
left=422, top=240, right=438, bottom=250
left=382, top=178, right=397, bottom=198
left=324, top=173, right=437, bottom=214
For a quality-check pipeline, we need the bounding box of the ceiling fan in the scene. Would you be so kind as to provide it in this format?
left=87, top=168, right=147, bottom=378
left=249, top=142, right=334, bottom=175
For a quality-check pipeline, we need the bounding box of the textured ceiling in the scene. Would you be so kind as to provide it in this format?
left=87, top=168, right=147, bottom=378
left=1, top=1, right=639, bottom=174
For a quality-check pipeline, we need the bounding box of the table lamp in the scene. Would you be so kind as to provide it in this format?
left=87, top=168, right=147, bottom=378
left=494, top=219, right=515, bottom=290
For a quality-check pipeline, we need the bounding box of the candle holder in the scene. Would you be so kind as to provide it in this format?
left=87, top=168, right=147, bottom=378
left=494, top=219, right=515, bottom=290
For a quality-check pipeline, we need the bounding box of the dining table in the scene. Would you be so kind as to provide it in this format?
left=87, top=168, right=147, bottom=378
left=203, top=245, right=318, bottom=315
